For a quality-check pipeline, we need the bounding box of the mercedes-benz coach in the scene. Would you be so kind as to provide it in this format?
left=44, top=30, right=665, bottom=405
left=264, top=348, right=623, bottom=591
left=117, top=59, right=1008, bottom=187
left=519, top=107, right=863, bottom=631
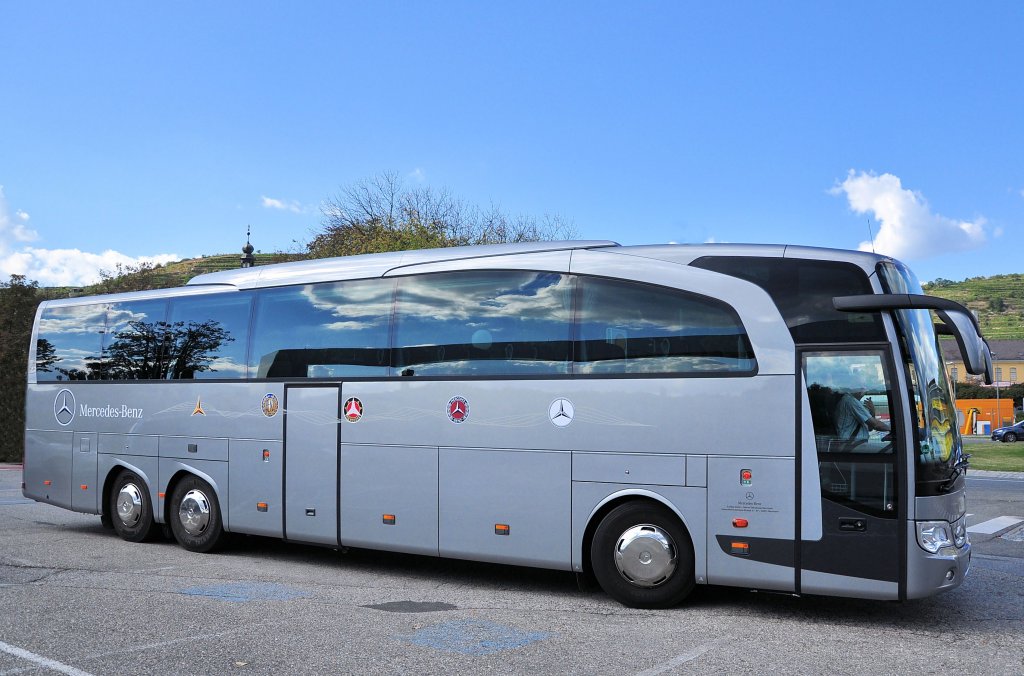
left=24, top=241, right=990, bottom=608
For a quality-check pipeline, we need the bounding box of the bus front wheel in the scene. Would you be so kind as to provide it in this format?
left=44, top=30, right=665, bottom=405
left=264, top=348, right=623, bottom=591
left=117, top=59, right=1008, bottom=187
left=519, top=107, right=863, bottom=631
left=169, top=475, right=227, bottom=553
left=590, top=501, right=695, bottom=608
left=109, top=470, right=155, bottom=542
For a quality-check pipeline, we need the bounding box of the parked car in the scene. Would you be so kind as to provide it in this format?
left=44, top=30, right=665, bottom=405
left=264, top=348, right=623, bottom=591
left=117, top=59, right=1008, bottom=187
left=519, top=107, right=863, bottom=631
left=991, top=420, right=1024, bottom=443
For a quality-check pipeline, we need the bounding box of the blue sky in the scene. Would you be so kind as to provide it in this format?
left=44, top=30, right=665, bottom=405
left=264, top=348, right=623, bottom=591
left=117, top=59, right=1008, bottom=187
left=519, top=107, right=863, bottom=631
left=1, top=3, right=1021, bottom=286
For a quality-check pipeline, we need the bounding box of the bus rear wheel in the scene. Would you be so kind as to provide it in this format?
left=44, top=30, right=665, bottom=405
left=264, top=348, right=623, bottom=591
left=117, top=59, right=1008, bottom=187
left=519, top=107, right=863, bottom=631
left=169, top=475, right=227, bottom=553
left=590, top=501, right=695, bottom=608
left=109, top=470, right=155, bottom=542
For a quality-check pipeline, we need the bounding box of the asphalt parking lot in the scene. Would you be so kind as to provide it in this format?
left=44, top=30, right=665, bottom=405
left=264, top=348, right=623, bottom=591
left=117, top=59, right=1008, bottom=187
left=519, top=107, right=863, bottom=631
left=2, top=466, right=1023, bottom=675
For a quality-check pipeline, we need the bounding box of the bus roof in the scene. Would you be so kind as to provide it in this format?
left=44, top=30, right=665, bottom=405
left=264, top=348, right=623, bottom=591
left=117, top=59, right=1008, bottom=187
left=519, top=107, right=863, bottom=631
left=41, top=240, right=896, bottom=308
left=186, top=240, right=894, bottom=290
left=186, top=240, right=621, bottom=289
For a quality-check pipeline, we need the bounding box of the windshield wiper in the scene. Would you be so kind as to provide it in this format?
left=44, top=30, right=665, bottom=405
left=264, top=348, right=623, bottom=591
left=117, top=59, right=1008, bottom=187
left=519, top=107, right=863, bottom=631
left=937, top=454, right=971, bottom=493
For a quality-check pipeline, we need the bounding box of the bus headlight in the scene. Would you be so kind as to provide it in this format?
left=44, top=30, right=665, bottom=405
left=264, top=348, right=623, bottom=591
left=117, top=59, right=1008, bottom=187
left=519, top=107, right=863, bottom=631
left=953, top=517, right=968, bottom=548
left=917, top=521, right=954, bottom=554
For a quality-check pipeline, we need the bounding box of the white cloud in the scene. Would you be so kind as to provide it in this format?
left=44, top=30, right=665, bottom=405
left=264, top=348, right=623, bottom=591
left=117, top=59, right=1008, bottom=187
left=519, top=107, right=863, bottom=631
left=831, top=170, right=986, bottom=260
left=0, top=248, right=180, bottom=287
left=0, top=186, right=40, bottom=243
left=260, top=195, right=304, bottom=213
left=0, top=186, right=178, bottom=286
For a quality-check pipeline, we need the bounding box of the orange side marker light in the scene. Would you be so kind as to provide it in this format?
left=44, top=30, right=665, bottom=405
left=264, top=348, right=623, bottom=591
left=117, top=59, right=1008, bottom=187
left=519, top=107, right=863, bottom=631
left=43, top=480, right=52, bottom=486
left=383, top=514, right=396, bottom=525
left=80, top=484, right=88, bottom=491
left=495, top=524, right=510, bottom=536
left=257, top=502, right=268, bottom=512
left=732, top=518, right=749, bottom=528
left=731, top=541, right=750, bottom=556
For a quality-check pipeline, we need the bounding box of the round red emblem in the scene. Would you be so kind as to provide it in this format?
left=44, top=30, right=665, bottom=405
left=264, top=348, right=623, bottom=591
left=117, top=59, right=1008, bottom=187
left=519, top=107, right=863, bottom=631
left=447, top=396, right=469, bottom=424
left=343, top=397, right=363, bottom=422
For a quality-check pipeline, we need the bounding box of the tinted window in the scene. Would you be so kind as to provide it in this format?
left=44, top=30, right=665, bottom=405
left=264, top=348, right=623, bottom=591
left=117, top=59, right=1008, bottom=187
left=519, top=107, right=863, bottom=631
left=393, top=271, right=572, bottom=376
left=250, top=279, right=393, bottom=378
left=166, top=293, right=252, bottom=380
left=576, top=277, right=755, bottom=374
left=690, top=257, right=885, bottom=343
left=36, top=304, right=107, bottom=381
left=92, top=300, right=168, bottom=380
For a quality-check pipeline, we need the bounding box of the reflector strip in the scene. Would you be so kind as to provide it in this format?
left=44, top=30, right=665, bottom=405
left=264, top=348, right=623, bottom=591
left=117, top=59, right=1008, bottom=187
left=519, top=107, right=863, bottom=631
left=158, top=492, right=165, bottom=499
left=80, top=484, right=88, bottom=491
left=383, top=514, right=396, bottom=525
left=43, top=480, right=51, bottom=486
left=495, top=524, right=510, bottom=535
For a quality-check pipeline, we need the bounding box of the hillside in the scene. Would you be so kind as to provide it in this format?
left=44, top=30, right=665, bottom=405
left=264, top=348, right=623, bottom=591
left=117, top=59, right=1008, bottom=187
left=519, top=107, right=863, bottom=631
left=923, top=274, right=1024, bottom=340
left=57, top=252, right=308, bottom=297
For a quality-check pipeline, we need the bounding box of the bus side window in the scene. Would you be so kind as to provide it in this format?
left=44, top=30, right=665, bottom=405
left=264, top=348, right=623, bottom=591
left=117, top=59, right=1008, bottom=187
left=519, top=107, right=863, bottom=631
left=393, top=270, right=573, bottom=376
left=575, top=277, right=756, bottom=375
left=249, top=279, right=393, bottom=379
left=35, top=304, right=107, bottom=381
left=94, top=299, right=169, bottom=380
left=166, top=293, right=252, bottom=380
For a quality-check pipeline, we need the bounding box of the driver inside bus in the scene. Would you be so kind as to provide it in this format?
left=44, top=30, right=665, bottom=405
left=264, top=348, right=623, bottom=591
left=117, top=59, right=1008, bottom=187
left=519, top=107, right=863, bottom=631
left=834, top=370, right=890, bottom=445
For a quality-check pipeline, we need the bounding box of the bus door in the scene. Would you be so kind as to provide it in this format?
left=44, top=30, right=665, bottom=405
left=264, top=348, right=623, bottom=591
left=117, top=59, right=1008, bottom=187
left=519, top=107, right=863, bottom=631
left=799, top=349, right=903, bottom=599
left=283, top=384, right=340, bottom=545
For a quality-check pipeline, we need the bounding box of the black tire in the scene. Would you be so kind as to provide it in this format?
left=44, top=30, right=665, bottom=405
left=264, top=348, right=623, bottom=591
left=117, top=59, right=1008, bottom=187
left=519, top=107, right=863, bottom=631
left=590, top=501, right=695, bottom=609
left=108, top=470, right=155, bottom=542
left=1005, top=432, right=1017, bottom=443
left=168, top=475, right=227, bottom=553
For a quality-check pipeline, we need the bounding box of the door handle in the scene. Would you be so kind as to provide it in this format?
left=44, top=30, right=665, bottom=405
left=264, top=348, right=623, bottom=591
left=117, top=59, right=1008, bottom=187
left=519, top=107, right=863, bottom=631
left=839, top=517, right=867, bottom=532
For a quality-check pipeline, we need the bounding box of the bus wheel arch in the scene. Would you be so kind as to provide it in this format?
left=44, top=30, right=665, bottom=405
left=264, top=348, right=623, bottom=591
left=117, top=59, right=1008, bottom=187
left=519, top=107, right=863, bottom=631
left=107, top=468, right=156, bottom=543
left=585, top=495, right=696, bottom=608
left=165, top=472, right=228, bottom=553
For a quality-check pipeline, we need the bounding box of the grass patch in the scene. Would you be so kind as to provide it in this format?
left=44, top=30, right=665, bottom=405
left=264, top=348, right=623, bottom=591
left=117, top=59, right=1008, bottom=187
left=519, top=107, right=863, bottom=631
left=963, top=437, right=1024, bottom=472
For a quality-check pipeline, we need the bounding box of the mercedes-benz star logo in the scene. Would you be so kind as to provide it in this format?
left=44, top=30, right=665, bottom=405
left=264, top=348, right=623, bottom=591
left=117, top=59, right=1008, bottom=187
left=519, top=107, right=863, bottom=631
left=548, top=398, right=575, bottom=427
left=54, top=389, right=76, bottom=426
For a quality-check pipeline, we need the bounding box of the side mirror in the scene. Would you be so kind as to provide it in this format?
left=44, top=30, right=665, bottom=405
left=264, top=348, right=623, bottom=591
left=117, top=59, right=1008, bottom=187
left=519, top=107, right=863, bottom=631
left=833, top=293, right=993, bottom=384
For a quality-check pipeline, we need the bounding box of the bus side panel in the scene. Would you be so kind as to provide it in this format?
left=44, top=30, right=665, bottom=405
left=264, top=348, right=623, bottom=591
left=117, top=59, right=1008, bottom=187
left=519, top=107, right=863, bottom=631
left=340, top=443, right=439, bottom=556
left=23, top=430, right=73, bottom=508
left=707, top=456, right=795, bottom=592
left=338, top=377, right=795, bottom=458
left=570, top=483, right=708, bottom=583
left=439, top=448, right=571, bottom=570
left=228, top=440, right=283, bottom=538
left=802, top=570, right=897, bottom=600
left=71, top=432, right=98, bottom=513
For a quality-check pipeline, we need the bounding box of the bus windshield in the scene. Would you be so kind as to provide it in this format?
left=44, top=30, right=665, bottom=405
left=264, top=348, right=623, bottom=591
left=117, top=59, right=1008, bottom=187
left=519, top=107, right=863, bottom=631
left=878, top=261, right=962, bottom=493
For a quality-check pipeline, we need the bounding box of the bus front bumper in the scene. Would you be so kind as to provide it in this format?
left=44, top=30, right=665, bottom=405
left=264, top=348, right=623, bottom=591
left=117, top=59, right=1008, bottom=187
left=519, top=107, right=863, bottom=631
left=906, top=539, right=971, bottom=599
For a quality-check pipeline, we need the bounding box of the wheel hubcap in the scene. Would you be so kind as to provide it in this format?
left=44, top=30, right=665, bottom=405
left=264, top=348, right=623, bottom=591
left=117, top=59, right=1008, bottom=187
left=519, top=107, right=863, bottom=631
left=116, top=483, right=144, bottom=527
left=614, top=524, right=677, bottom=588
left=178, top=489, right=211, bottom=536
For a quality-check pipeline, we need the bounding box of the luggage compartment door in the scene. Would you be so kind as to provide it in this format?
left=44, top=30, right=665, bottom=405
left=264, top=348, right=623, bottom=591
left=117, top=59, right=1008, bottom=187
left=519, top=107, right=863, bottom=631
left=284, top=385, right=340, bottom=546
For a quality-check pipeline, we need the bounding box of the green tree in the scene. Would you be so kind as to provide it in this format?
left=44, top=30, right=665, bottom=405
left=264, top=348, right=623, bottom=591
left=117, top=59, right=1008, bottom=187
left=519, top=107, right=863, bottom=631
left=0, top=275, right=43, bottom=462
left=311, top=172, right=577, bottom=258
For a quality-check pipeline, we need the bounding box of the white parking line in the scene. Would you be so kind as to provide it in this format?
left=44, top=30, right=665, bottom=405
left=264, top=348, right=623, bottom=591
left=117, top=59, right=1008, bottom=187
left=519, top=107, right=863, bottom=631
left=635, top=641, right=720, bottom=676
left=0, top=640, right=95, bottom=676
left=967, top=516, right=1024, bottom=535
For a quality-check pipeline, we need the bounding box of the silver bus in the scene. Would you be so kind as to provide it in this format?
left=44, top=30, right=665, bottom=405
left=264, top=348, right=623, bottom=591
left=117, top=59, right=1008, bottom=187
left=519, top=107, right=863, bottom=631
left=23, top=241, right=991, bottom=608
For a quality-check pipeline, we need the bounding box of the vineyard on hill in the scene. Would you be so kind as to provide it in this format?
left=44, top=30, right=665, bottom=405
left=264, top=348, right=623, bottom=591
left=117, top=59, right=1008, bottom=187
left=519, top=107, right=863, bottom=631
left=924, top=273, right=1024, bottom=340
